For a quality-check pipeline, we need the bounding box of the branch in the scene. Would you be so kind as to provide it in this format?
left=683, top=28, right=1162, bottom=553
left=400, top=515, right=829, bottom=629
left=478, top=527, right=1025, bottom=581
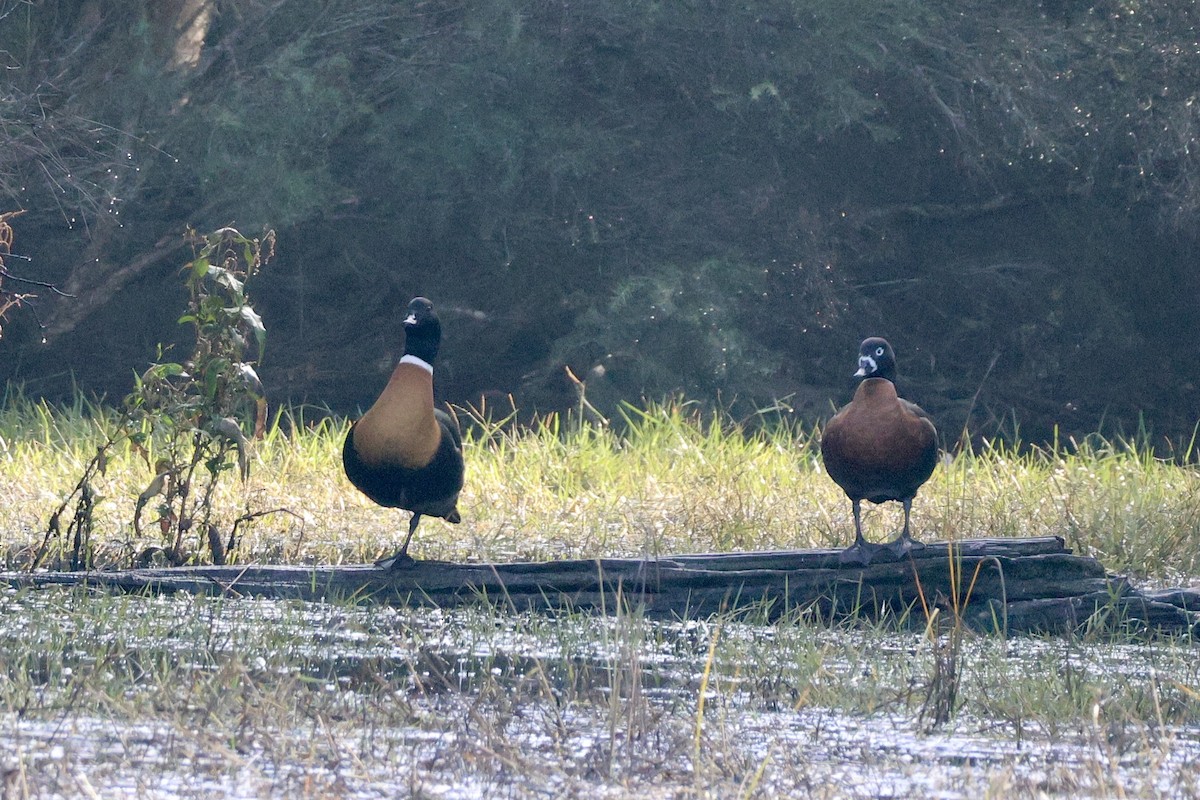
left=0, top=267, right=76, bottom=297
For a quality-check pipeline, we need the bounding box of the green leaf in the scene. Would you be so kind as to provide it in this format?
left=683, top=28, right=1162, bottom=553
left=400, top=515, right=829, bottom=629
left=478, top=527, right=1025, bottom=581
left=238, top=363, right=264, bottom=394
left=239, top=306, right=266, bottom=361
left=149, top=362, right=187, bottom=379
left=210, top=416, right=251, bottom=480
left=210, top=267, right=245, bottom=296
left=199, top=295, right=226, bottom=321
left=203, top=358, right=230, bottom=400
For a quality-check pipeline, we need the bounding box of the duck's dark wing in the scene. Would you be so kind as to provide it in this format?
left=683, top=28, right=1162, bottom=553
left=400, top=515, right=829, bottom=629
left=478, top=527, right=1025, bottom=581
left=435, top=407, right=463, bottom=451
left=900, top=398, right=935, bottom=427
left=899, top=399, right=939, bottom=492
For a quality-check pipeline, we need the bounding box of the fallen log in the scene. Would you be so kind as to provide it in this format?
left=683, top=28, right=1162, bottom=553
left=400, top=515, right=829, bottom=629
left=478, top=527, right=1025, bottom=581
left=3, top=536, right=1197, bottom=637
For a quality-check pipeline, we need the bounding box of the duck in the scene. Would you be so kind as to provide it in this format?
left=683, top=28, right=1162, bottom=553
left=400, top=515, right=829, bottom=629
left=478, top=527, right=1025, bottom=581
left=342, top=297, right=464, bottom=569
left=820, top=337, right=938, bottom=564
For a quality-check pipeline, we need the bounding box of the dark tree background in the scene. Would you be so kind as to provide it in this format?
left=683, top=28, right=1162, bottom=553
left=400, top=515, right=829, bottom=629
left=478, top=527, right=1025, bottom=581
left=1, top=0, right=1198, bottom=444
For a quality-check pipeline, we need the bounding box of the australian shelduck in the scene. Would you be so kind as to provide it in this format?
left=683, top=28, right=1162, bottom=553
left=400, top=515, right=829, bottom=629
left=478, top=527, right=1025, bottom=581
left=820, top=337, right=938, bottom=564
left=342, top=297, right=464, bottom=569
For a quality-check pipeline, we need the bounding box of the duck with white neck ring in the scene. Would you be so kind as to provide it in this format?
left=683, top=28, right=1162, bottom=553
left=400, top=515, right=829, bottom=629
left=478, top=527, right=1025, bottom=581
left=342, top=297, right=464, bottom=569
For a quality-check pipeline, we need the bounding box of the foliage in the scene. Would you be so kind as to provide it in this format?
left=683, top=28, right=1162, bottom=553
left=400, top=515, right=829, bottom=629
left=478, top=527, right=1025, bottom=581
left=34, top=226, right=275, bottom=569
left=552, top=259, right=784, bottom=409
left=5, top=397, right=1200, bottom=578
left=1, top=1, right=1199, bottom=440
left=123, top=226, right=275, bottom=564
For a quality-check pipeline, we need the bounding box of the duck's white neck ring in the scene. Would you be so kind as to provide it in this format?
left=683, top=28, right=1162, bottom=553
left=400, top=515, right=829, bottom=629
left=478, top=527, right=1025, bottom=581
left=399, top=354, right=434, bottom=374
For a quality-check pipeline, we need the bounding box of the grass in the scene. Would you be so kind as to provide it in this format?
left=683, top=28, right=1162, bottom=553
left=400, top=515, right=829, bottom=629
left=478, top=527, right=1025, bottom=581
left=1, top=394, right=1199, bottom=580
left=1, top=394, right=1200, bottom=797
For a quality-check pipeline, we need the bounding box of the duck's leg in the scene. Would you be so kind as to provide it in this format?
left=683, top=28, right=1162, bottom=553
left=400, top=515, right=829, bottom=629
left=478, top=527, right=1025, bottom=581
left=886, top=498, right=926, bottom=557
left=375, top=513, right=422, bottom=569
left=839, top=499, right=884, bottom=565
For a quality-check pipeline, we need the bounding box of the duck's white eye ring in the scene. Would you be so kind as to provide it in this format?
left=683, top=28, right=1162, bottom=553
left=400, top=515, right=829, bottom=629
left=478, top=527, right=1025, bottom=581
left=875, top=347, right=885, bottom=357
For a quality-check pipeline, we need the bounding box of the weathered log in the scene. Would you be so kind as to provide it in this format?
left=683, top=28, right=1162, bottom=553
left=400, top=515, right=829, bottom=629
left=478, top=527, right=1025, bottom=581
left=3, top=536, right=1197, bottom=637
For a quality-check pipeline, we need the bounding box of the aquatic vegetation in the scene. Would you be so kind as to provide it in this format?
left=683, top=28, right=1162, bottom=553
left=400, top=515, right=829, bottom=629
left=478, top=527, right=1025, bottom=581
left=0, top=588, right=1196, bottom=798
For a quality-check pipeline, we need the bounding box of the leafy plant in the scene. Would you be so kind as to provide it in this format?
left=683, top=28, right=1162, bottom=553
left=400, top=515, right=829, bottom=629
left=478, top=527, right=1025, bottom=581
left=36, top=226, right=276, bottom=570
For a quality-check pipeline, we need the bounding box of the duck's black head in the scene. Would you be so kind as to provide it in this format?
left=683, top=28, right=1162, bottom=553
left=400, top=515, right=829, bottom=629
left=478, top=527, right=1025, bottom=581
left=854, top=337, right=897, bottom=383
left=402, top=297, right=442, bottom=364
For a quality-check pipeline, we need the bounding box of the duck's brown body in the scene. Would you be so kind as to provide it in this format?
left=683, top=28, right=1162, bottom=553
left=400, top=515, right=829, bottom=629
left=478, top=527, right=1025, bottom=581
left=343, top=361, right=463, bottom=520
left=351, top=361, right=442, bottom=470
left=821, top=378, right=937, bottom=507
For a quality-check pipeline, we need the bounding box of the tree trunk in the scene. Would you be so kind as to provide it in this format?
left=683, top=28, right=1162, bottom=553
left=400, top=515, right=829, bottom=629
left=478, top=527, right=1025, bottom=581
left=5, top=536, right=1196, bottom=637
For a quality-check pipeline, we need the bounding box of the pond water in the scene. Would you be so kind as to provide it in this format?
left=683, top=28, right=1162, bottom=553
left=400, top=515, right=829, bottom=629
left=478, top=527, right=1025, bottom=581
left=0, top=588, right=1196, bottom=798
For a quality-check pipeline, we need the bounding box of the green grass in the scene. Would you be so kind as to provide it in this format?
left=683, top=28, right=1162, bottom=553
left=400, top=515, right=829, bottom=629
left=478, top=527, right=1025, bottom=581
left=2, top=395, right=1200, bottom=797
left=1, top=395, right=1199, bottom=579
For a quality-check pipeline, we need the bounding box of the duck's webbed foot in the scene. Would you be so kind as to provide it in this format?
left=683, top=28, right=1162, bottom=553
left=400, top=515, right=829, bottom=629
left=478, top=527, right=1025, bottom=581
left=838, top=538, right=887, bottom=566
left=374, top=550, right=418, bottom=570
left=887, top=499, right=925, bottom=558
left=375, top=514, right=421, bottom=570
left=376, top=551, right=420, bottom=568
left=886, top=531, right=925, bottom=558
